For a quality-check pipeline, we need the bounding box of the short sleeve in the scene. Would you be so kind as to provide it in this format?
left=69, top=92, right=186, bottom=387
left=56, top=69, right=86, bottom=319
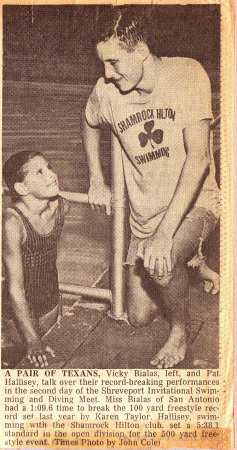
left=178, top=60, right=213, bottom=128
left=85, top=78, right=108, bottom=127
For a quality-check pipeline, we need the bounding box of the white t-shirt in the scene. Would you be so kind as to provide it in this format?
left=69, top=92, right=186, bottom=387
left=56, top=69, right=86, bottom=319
left=86, top=57, right=220, bottom=238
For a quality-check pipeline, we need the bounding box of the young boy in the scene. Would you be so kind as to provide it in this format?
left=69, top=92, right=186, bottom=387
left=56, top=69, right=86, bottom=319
left=83, top=7, right=220, bottom=368
left=2, top=150, right=69, bottom=368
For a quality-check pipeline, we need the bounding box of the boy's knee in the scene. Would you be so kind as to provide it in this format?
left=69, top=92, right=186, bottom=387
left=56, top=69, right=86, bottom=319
left=127, top=313, right=142, bottom=328
left=128, top=313, right=151, bottom=328
left=127, top=306, right=157, bottom=328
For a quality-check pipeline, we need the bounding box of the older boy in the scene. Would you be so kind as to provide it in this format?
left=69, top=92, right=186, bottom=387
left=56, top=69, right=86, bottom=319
left=83, top=8, right=220, bottom=368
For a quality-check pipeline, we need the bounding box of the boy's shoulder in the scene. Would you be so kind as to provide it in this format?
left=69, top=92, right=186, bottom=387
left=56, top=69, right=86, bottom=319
left=161, top=57, right=210, bottom=90
left=3, top=207, right=26, bottom=244
left=161, top=57, right=207, bottom=73
left=4, top=206, right=23, bottom=223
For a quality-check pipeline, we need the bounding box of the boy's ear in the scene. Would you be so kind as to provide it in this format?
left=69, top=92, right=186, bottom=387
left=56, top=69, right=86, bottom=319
left=135, top=42, right=149, bottom=61
left=14, top=181, right=29, bottom=196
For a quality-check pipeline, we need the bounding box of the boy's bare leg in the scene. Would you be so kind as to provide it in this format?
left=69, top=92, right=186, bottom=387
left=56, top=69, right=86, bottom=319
left=127, top=262, right=159, bottom=328
left=150, top=263, right=189, bottom=368
left=127, top=261, right=189, bottom=369
left=127, top=208, right=217, bottom=369
left=127, top=261, right=188, bottom=369
left=150, top=210, right=218, bottom=368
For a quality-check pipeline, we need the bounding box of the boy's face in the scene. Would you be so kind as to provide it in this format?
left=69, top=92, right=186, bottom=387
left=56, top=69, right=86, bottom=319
left=97, top=36, right=146, bottom=93
left=21, top=156, right=59, bottom=199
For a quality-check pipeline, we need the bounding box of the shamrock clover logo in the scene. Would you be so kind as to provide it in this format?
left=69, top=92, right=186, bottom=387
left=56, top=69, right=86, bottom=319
left=138, top=120, right=163, bottom=149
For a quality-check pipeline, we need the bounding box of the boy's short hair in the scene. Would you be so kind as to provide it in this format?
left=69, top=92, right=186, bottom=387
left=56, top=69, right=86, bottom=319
left=3, top=150, right=42, bottom=199
left=96, top=6, right=155, bottom=54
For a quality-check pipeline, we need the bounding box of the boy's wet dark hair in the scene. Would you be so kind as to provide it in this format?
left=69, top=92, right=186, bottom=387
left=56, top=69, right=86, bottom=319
left=96, top=6, right=156, bottom=54
left=3, top=150, right=42, bottom=200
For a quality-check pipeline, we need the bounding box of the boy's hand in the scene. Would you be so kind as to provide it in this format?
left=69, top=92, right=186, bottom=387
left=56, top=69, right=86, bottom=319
left=27, top=338, right=55, bottom=368
left=88, top=181, right=111, bottom=216
left=137, top=229, right=174, bottom=278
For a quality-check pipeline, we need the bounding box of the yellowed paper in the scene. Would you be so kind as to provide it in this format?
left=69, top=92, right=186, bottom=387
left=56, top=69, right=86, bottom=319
left=0, top=1, right=235, bottom=449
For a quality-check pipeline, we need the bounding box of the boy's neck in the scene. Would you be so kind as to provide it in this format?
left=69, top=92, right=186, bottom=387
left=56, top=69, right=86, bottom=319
left=136, top=54, right=161, bottom=95
left=17, top=196, right=53, bottom=217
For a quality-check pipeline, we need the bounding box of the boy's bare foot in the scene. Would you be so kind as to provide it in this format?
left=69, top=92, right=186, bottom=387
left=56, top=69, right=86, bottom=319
left=198, top=260, right=220, bottom=295
left=150, top=325, right=187, bottom=369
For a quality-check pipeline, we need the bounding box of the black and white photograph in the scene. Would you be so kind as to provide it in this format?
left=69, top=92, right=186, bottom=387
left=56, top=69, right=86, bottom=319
left=2, top=4, right=221, bottom=371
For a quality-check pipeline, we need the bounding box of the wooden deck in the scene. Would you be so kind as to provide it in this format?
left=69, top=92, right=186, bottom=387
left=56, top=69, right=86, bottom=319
left=16, top=286, right=219, bottom=369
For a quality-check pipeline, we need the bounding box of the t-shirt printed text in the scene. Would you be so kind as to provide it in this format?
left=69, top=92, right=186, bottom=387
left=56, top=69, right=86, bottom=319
left=135, top=147, right=170, bottom=164
left=117, top=108, right=176, bottom=133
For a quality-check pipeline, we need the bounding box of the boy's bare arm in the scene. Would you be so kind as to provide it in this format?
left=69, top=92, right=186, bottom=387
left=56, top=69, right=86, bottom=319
left=83, top=116, right=111, bottom=215
left=138, top=119, right=211, bottom=277
left=3, top=214, right=38, bottom=342
left=160, top=119, right=211, bottom=236
left=3, top=213, right=53, bottom=367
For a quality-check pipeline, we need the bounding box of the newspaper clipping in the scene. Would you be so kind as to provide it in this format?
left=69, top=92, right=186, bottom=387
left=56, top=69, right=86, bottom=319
left=0, top=1, right=235, bottom=449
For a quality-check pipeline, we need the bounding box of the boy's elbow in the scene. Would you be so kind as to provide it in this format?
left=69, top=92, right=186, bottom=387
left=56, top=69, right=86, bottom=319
left=193, top=151, right=210, bottom=175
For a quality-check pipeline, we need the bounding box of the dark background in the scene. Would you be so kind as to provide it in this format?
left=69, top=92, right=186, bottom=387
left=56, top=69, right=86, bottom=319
left=3, top=5, right=220, bottom=86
